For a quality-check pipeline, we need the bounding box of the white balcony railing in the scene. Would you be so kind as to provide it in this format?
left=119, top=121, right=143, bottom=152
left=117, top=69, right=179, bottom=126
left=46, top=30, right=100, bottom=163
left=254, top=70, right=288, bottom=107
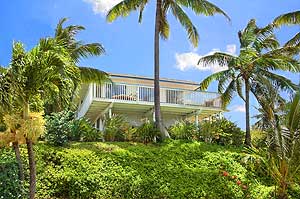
left=92, top=83, right=222, bottom=108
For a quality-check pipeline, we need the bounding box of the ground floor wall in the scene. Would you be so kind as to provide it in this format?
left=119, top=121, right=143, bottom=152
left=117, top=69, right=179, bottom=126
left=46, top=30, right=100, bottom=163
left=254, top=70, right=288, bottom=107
left=94, top=112, right=193, bottom=131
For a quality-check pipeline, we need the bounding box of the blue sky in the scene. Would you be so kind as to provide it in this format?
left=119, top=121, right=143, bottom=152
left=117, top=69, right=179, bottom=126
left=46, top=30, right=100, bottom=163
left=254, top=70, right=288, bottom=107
left=0, top=0, right=299, bottom=129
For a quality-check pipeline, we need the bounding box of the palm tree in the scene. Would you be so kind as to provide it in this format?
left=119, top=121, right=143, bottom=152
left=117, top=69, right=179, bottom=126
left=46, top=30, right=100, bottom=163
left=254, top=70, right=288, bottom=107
left=198, top=19, right=300, bottom=146
left=259, top=91, right=300, bottom=199
left=44, top=18, right=109, bottom=114
left=9, top=39, right=78, bottom=199
left=273, top=11, right=300, bottom=47
left=106, top=0, right=230, bottom=138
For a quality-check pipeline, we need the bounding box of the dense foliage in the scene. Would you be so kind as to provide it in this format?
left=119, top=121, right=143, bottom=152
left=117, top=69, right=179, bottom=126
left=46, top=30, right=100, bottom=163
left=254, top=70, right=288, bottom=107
left=0, top=149, right=24, bottom=199
left=5, top=141, right=281, bottom=199
left=168, top=118, right=244, bottom=146
left=44, top=111, right=101, bottom=146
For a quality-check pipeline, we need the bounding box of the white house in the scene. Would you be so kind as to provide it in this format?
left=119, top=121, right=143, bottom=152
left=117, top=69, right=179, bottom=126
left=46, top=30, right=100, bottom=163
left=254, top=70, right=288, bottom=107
left=77, top=73, right=224, bottom=130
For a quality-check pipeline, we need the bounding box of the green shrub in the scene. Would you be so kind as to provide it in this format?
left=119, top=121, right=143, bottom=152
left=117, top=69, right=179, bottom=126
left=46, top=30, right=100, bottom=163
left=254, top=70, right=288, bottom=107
left=45, top=110, right=101, bottom=145
left=44, top=110, right=74, bottom=146
left=168, top=120, right=198, bottom=140
left=0, top=148, right=24, bottom=199
left=103, top=115, right=129, bottom=141
left=200, top=118, right=244, bottom=146
left=71, top=117, right=102, bottom=142
left=136, top=119, right=159, bottom=143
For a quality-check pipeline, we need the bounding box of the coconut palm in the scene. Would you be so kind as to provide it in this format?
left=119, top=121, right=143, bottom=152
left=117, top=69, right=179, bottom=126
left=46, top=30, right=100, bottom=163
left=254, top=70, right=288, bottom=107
left=106, top=0, right=230, bottom=138
left=44, top=18, right=109, bottom=114
left=198, top=19, right=300, bottom=146
left=273, top=10, right=300, bottom=47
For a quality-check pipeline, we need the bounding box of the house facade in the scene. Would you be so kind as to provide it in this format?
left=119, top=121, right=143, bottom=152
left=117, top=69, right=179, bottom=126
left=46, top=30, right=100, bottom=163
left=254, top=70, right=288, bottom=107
left=76, top=73, right=224, bottom=130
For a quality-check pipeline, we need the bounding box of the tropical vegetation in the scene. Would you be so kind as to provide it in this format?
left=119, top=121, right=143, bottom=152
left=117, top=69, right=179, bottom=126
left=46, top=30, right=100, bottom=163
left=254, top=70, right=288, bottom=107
left=0, top=4, right=300, bottom=199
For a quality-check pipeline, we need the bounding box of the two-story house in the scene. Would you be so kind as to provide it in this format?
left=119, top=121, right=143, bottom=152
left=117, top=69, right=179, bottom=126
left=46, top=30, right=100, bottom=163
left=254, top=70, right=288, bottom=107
left=77, top=73, right=223, bottom=130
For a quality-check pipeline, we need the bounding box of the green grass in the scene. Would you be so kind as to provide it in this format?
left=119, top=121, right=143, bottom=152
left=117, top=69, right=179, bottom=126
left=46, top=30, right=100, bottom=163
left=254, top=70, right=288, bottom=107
left=29, top=140, right=275, bottom=199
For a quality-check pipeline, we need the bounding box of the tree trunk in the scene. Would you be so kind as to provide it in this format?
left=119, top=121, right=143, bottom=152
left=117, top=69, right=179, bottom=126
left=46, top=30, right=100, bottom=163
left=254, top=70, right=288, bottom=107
left=244, top=79, right=251, bottom=147
left=154, top=0, right=170, bottom=139
left=12, top=141, right=24, bottom=181
left=23, top=102, right=36, bottom=199
left=277, top=160, right=289, bottom=199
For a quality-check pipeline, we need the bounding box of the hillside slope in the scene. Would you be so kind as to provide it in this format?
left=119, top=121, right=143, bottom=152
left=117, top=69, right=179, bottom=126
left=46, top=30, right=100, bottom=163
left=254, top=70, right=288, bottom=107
left=29, top=141, right=275, bottom=199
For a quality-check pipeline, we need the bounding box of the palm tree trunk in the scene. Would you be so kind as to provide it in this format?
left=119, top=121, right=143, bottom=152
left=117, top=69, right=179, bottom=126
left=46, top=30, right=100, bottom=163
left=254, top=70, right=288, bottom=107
left=12, top=141, right=24, bottom=181
left=244, top=79, right=251, bottom=146
left=154, top=0, right=170, bottom=139
left=23, top=102, right=36, bottom=199
left=277, top=160, right=289, bottom=199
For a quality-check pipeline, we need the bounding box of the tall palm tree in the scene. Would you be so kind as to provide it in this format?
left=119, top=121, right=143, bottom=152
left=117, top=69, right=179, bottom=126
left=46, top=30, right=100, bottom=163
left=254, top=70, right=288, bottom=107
left=44, top=18, right=109, bottom=114
left=273, top=11, right=300, bottom=47
left=198, top=19, right=300, bottom=146
left=106, top=0, right=229, bottom=138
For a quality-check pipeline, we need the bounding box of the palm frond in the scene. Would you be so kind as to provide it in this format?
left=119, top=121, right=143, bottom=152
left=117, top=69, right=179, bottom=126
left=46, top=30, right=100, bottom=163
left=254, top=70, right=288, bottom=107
left=170, top=2, right=199, bottom=47
left=221, top=80, right=236, bottom=107
left=198, top=69, right=230, bottom=91
left=273, top=11, right=300, bottom=27
left=284, top=32, right=300, bottom=47
left=236, top=77, right=245, bottom=102
left=159, top=5, right=170, bottom=40
left=72, top=43, right=105, bottom=62
left=259, top=69, right=299, bottom=93
left=287, top=92, right=300, bottom=133
left=106, top=0, right=144, bottom=22
left=79, top=67, right=110, bottom=84
left=176, top=0, right=230, bottom=21
left=198, top=52, right=236, bottom=67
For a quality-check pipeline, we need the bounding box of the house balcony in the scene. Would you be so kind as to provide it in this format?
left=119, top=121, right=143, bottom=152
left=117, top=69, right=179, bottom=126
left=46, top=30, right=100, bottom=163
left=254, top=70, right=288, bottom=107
left=77, top=83, right=223, bottom=125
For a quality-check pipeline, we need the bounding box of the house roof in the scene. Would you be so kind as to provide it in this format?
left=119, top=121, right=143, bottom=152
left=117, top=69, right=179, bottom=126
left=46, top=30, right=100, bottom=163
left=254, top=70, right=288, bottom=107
left=109, top=72, right=199, bottom=86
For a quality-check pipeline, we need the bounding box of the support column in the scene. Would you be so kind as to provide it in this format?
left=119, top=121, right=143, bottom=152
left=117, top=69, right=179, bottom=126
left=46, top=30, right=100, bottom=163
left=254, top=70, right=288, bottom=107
left=195, top=114, right=199, bottom=127
left=108, top=108, right=112, bottom=119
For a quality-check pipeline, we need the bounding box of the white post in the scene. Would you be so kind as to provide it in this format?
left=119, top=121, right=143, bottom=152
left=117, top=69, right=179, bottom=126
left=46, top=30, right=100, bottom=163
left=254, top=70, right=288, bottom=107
left=136, top=86, right=139, bottom=101
left=195, top=114, right=199, bottom=127
left=109, top=108, right=112, bottom=119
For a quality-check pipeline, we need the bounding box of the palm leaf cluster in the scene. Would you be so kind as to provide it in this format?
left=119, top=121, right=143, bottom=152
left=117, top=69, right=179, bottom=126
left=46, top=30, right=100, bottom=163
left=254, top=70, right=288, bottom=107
left=107, top=0, right=229, bottom=47
left=273, top=11, right=300, bottom=47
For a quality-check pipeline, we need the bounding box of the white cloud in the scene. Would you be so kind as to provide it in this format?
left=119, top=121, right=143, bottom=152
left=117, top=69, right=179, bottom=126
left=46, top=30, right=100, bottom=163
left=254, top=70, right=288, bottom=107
left=84, top=0, right=122, bottom=15
left=175, top=44, right=237, bottom=73
left=230, top=105, right=246, bottom=113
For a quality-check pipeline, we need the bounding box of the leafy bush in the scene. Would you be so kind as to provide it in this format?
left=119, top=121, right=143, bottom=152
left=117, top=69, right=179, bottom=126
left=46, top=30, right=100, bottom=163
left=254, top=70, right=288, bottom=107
left=71, top=118, right=102, bottom=142
left=200, top=118, right=244, bottom=146
left=45, top=110, right=101, bottom=145
left=136, top=119, right=159, bottom=143
left=22, top=141, right=279, bottom=199
left=103, top=115, right=130, bottom=141
left=168, top=120, right=198, bottom=140
left=44, top=111, right=73, bottom=146
left=0, top=148, right=24, bottom=199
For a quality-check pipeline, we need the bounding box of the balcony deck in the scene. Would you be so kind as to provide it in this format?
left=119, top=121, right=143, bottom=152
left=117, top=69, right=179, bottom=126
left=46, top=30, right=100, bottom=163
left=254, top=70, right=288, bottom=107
left=77, top=83, right=223, bottom=123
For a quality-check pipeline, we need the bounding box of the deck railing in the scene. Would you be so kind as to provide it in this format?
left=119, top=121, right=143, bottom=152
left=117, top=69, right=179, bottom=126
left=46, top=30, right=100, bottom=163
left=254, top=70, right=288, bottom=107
left=92, top=83, right=222, bottom=108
